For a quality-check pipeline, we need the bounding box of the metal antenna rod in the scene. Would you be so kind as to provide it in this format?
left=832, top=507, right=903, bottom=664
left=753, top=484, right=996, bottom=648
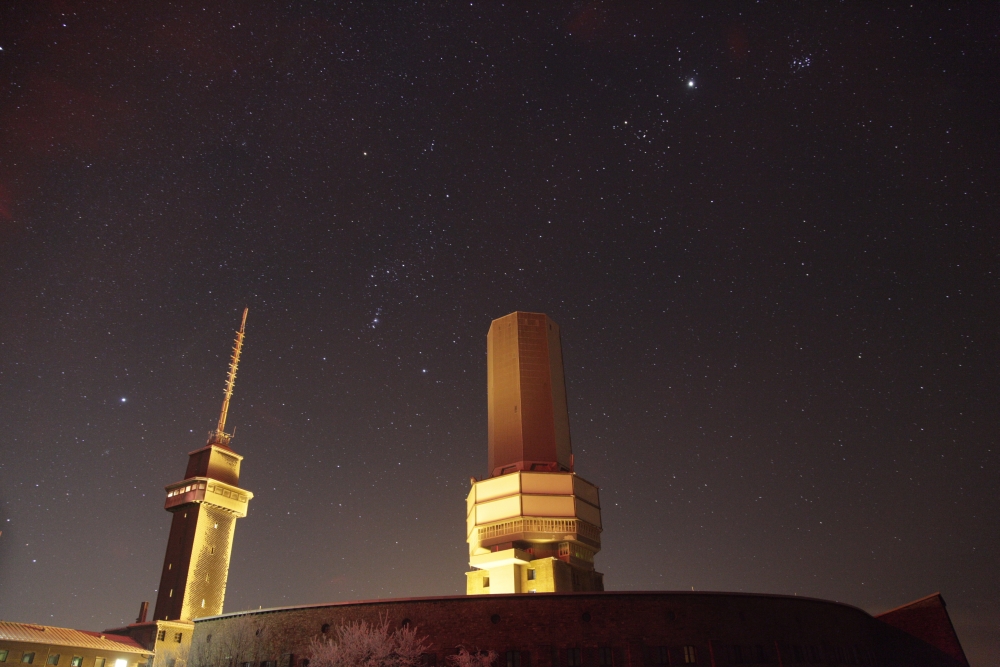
left=214, top=307, right=248, bottom=440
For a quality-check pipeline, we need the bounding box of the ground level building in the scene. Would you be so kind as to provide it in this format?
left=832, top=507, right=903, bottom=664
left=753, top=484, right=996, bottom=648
left=189, top=591, right=967, bottom=667
left=0, top=622, right=153, bottom=667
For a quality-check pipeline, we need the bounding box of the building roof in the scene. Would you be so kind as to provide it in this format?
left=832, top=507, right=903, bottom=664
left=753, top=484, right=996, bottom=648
left=195, top=589, right=870, bottom=622
left=0, top=622, right=150, bottom=655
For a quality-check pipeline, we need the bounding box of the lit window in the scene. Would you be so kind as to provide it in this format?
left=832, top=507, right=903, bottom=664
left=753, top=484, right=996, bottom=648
left=95, top=659, right=105, bottom=667
left=22, top=654, right=35, bottom=664
left=683, top=646, right=697, bottom=664
left=71, top=658, right=83, bottom=667
left=47, top=655, right=60, bottom=665
left=114, top=660, right=128, bottom=667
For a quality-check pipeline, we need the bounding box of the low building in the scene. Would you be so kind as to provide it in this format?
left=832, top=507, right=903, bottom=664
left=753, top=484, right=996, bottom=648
left=0, top=622, right=153, bottom=667
left=189, top=591, right=969, bottom=667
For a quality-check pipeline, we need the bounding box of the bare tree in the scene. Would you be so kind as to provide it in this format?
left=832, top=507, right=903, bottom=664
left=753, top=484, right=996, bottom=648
left=192, top=615, right=277, bottom=667
left=154, top=640, right=190, bottom=667
left=446, top=647, right=497, bottom=667
left=309, top=615, right=429, bottom=667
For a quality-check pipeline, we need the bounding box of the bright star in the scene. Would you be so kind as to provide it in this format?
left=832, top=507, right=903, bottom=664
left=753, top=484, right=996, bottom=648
left=688, top=79, right=695, bottom=87
left=121, top=397, right=127, bottom=403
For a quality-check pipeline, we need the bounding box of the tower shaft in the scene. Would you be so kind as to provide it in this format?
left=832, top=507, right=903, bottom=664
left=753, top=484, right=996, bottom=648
left=152, top=446, right=251, bottom=622
left=152, top=310, right=254, bottom=622
left=487, top=312, right=573, bottom=476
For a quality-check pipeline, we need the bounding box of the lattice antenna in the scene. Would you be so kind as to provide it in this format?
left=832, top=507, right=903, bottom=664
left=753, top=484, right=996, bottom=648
left=208, top=307, right=248, bottom=446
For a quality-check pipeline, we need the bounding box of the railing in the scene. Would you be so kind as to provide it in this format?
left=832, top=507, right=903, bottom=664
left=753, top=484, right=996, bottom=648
left=477, top=517, right=601, bottom=543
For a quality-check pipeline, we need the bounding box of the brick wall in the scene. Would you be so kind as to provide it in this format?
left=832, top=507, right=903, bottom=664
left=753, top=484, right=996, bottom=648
left=190, top=592, right=966, bottom=667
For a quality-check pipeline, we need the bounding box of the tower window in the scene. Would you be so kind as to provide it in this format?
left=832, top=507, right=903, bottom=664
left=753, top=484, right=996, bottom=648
left=169, top=589, right=173, bottom=597
left=201, top=599, right=206, bottom=608
left=210, top=547, right=215, bottom=555
left=682, top=647, right=697, bottom=664
left=483, top=577, right=490, bottom=588
left=527, top=570, right=535, bottom=580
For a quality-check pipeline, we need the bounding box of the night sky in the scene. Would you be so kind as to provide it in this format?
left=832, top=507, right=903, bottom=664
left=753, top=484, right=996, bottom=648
left=0, top=3, right=997, bottom=665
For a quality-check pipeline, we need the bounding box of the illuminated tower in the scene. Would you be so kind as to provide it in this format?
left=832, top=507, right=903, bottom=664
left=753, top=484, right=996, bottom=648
left=466, top=311, right=604, bottom=594
left=152, top=308, right=255, bottom=623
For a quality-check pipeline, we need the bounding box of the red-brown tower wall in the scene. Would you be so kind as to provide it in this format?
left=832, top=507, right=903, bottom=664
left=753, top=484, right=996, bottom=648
left=152, top=506, right=201, bottom=622
left=487, top=312, right=572, bottom=477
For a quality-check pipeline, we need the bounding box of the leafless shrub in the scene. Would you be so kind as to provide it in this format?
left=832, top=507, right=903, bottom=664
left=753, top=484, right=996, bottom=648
left=446, top=647, right=497, bottom=667
left=308, top=615, right=429, bottom=667
left=192, top=615, right=276, bottom=667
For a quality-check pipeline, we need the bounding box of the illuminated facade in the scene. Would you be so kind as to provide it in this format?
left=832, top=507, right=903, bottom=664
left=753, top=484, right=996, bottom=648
left=467, top=312, right=603, bottom=594
left=0, top=621, right=153, bottom=667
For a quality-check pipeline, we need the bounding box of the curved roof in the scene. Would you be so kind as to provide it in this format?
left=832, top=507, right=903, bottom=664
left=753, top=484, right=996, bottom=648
left=194, top=589, right=871, bottom=622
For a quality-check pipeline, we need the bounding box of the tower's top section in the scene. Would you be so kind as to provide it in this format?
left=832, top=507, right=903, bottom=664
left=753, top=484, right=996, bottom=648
left=207, top=307, right=248, bottom=448
left=487, top=311, right=573, bottom=477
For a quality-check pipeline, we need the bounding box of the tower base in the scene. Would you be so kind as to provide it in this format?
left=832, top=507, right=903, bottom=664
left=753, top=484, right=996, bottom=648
left=467, top=556, right=604, bottom=594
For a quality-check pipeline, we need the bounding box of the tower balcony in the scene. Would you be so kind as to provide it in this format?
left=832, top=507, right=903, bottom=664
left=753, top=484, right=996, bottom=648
left=164, top=477, right=252, bottom=517
left=466, top=471, right=602, bottom=556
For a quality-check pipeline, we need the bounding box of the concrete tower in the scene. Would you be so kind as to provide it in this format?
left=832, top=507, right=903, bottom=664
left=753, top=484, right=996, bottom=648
left=152, top=309, right=254, bottom=624
left=466, top=312, right=603, bottom=594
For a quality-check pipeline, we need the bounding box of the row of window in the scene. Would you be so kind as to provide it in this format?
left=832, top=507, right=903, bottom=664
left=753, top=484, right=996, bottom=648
left=156, top=631, right=185, bottom=643
left=648, top=647, right=697, bottom=665
left=236, top=642, right=876, bottom=667
left=0, top=653, right=128, bottom=667
left=168, top=482, right=206, bottom=498
left=166, top=482, right=246, bottom=503
left=0, top=654, right=83, bottom=666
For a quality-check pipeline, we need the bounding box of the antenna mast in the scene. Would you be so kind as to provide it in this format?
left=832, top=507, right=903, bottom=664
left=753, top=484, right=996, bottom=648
left=209, top=307, right=248, bottom=447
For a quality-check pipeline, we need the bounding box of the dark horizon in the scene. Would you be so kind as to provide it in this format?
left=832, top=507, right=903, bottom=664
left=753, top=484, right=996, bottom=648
left=0, top=3, right=996, bottom=665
